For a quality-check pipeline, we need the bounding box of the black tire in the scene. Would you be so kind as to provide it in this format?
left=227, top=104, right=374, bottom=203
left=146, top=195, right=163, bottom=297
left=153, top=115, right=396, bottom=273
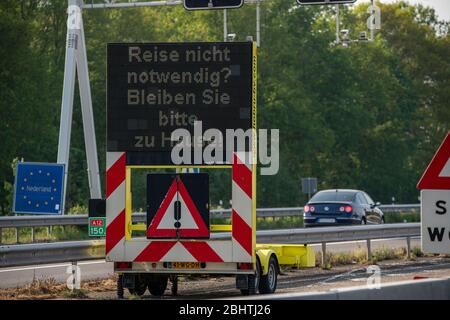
left=148, top=275, right=168, bottom=296
left=128, top=275, right=147, bottom=296
left=240, top=259, right=261, bottom=296
left=259, top=255, right=278, bottom=294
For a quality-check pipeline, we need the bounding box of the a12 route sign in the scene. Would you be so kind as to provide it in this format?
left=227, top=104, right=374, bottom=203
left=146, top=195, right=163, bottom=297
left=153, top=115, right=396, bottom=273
left=89, top=217, right=106, bottom=237
left=184, top=0, right=243, bottom=10
left=297, top=0, right=356, bottom=5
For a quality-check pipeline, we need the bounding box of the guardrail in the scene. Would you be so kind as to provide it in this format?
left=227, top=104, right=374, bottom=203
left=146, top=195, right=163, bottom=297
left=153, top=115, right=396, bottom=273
left=0, top=223, right=420, bottom=268
left=0, top=205, right=420, bottom=244
left=212, top=204, right=420, bottom=219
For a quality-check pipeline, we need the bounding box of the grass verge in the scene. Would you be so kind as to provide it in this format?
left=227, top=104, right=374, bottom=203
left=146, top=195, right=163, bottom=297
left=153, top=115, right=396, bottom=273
left=316, top=245, right=426, bottom=269
left=62, top=289, right=88, bottom=299
left=0, top=277, right=117, bottom=300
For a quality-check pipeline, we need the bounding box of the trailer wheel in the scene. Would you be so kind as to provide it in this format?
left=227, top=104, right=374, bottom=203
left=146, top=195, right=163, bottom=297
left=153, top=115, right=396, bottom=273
left=258, top=255, right=278, bottom=294
left=148, top=275, right=168, bottom=296
left=240, top=259, right=261, bottom=296
left=128, top=275, right=147, bottom=296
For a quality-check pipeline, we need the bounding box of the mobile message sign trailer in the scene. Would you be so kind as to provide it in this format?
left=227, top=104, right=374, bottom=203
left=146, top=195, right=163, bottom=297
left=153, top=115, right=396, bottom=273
left=105, top=40, right=260, bottom=294
left=105, top=40, right=314, bottom=297
left=59, top=0, right=314, bottom=298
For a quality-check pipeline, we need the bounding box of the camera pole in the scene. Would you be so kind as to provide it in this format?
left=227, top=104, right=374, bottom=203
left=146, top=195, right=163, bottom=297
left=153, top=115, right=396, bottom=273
left=335, top=4, right=340, bottom=44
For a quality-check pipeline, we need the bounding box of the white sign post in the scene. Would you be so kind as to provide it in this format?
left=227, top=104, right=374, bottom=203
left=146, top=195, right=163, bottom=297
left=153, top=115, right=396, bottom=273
left=421, top=189, right=450, bottom=254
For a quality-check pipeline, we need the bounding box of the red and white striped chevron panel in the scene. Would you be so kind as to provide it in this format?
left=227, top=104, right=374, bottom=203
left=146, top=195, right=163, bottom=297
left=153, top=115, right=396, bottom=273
left=105, top=152, right=126, bottom=261
left=123, top=240, right=232, bottom=262
left=232, top=152, right=254, bottom=262
left=105, top=151, right=254, bottom=263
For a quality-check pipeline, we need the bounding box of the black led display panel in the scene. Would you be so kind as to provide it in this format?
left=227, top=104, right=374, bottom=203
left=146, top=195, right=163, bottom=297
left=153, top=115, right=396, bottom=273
left=107, top=42, right=254, bottom=165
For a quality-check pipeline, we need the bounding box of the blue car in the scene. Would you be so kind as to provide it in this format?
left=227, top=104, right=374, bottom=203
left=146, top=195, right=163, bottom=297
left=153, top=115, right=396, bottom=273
left=303, top=189, right=384, bottom=227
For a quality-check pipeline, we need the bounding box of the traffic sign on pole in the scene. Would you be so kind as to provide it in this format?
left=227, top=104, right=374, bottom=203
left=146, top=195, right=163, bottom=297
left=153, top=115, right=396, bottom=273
left=418, top=131, right=450, bottom=254
left=184, top=0, right=244, bottom=10
left=301, top=177, right=317, bottom=200
left=420, top=189, right=450, bottom=254
left=417, top=131, right=450, bottom=190
left=88, top=198, right=106, bottom=237
left=297, top=0, right=356, bottom=5
left=13, top=162, right=65, bottom=215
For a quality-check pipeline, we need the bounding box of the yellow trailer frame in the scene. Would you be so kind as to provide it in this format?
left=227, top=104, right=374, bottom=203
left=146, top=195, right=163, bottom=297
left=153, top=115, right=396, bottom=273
left=256, top=244, right=315, bottom=275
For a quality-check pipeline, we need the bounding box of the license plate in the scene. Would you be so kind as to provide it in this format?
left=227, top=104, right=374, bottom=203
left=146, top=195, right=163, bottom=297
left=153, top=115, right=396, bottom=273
left=318, top=218, right=335, bottom=223
left=171, top=262, right=201, bottom=269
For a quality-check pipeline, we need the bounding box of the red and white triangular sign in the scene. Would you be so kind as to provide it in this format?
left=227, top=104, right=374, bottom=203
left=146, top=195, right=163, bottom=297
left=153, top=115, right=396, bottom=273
left=147, top=179, right=209, bottom=238
left=417, top=131, right=450, bottom=190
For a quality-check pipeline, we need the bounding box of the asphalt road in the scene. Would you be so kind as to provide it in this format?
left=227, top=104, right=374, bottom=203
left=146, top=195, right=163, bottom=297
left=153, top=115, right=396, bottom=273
left=0, top=237, right=420, bottom=289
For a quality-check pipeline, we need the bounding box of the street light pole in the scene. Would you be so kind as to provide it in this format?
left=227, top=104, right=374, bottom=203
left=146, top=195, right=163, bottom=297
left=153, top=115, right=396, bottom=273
left=370, top=0, right=375, bottom=41
left=224, top=9, right=228, bottom=42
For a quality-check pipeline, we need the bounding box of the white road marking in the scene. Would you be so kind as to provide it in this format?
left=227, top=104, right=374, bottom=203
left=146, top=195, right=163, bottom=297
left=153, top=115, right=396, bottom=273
left=0, top=260, right=107, bottom=273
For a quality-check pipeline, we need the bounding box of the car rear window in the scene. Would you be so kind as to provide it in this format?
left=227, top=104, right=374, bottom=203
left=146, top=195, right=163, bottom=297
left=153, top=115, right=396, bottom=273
left=310, top=191, right=356, bottom=202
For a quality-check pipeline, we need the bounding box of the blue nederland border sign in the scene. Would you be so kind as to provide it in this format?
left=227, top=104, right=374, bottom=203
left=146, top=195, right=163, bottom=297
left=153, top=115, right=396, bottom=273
left=13, top=162, right=65, bottom=215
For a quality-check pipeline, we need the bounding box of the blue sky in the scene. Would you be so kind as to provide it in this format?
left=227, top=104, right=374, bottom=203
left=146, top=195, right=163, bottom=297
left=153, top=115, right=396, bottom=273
left=360, top=0, right=450, bottom=21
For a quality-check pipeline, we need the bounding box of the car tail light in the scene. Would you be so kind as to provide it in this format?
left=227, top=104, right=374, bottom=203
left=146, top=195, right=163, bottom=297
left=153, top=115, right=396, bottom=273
left=238, top=263, right=253, bottom=270
left=345, top=205, right=352, bottom=213
left=339, top=206, right=345, bottom=212
left=304, top=205, right=310, bottom=212
left=116, top=262, right=132, bottom=269
left=310, top=206, right=315, bottom=212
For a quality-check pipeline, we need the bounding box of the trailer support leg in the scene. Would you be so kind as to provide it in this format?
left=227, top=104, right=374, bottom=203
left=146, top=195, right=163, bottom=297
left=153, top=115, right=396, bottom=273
left=171, top=275, right=178, bottom=296
left=117, top=274, right=124, bottom=299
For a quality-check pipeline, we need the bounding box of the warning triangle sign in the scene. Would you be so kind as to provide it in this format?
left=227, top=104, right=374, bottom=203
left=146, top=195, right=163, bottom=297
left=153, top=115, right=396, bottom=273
left=147, top=179, right=209, bottom=238
left=417, top=131, right=450, bottom=190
